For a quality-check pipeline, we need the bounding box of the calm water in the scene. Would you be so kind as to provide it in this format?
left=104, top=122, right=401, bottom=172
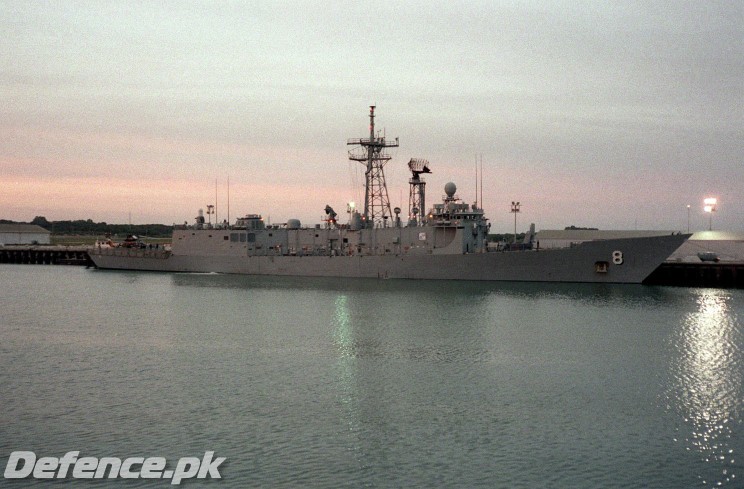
left=1, top=265, right=742, bottom=488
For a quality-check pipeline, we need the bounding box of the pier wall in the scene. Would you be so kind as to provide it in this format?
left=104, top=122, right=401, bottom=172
left=0, top=246, right=93, bottom=266
left=644, top=262, right=744, bottom=288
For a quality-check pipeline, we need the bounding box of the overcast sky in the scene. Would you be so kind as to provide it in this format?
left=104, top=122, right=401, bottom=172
left=2, top=1, right=742, bottom=232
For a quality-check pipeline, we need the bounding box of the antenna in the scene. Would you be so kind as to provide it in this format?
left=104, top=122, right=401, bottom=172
left=347, top=106, right=399, bottom=228
left=479, top=154, right=483, bottom=210
left=227, top=175, right=230, bottom=226
left=475, top=154, right=478, bottom=208
left=215, top=178, right=218, bottom=225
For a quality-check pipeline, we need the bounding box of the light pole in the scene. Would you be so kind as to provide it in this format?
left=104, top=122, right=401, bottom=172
left=703, top=198, right=717, bottom=231
left=510, top=201, right=521, bottom=244
left=686, top=204, right=690, bottom=233
left=206, top=205, right=214, bottom=226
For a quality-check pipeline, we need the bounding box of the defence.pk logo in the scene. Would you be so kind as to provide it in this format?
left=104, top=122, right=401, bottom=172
left=4, top=451, right=225, bottom=485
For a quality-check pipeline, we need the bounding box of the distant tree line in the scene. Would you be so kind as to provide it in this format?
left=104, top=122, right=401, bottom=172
left=0, top=217, right=530, bottom=241
left=0, top=216, right=172, bottom=237
left=487, top=233, right=526, bottom=242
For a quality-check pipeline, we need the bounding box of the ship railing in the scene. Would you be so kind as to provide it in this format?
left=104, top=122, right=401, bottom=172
left=347, top=137, right=399, bottom=147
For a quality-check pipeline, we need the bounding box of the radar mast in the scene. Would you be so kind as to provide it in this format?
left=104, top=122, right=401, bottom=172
left=407, top=158, right=431, bottom=226
left=347, top=106, right=399, bottom=228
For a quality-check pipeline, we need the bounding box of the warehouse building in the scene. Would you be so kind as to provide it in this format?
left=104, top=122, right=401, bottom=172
left=0, top=224, right=51, bottom=245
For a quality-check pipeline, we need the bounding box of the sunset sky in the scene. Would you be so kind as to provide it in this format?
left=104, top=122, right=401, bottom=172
left=2, top=1, right=742, bottom=233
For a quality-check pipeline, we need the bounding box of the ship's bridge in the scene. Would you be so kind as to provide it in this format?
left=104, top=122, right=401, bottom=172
left=426, top=182, right=485, bottom=227
left=234, top=214, right=265, bottom=230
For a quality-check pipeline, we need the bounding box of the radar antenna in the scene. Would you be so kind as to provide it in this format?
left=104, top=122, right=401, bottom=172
left=347, top=106, right=399, bottom=228
left=407, top=158, right=431, bottom=226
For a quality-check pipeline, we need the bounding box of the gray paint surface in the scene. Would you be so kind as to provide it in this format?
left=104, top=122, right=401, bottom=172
left=90, top=233, right=689, bottom=284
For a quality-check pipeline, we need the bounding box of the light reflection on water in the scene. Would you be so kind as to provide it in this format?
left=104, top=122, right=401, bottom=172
left=665, top=289, right=742, bottom=487
left=332, top=295, right=365, bottom=471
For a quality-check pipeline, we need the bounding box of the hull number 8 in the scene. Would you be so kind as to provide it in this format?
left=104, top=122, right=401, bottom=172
left=612, top=250, right=624, bottom=265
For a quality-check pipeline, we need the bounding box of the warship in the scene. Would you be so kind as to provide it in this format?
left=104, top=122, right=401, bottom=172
left=90, top=107, right=689, bottom=283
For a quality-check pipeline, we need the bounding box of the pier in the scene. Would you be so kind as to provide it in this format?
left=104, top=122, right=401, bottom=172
left=0, top=246, right=94, bottom=266
left=644, top=261, right=744, bottom=288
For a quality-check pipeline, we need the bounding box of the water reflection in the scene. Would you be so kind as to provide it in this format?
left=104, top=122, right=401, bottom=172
left=332, top=294, right=364, bottom=468
left=168, top=271, right=681, bottom=307
left=667, top=289, right=742, bottom=486
left=333, top=295, right=354, bottom=358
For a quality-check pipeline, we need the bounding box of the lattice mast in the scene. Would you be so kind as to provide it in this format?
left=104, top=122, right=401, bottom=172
left=347, top=106, right=399, bottom=228
left=407, top=158, right=431, bottom=225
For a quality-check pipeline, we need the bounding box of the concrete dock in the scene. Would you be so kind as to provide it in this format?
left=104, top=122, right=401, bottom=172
left=0, top=245, right=94, bottom=266
left=645, top=262, right=744, bottom=288
left=646, top=231, right=744, bottom=288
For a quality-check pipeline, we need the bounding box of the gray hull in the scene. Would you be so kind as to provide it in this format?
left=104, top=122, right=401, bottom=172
left=90, top=234, right=689, bottom=284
